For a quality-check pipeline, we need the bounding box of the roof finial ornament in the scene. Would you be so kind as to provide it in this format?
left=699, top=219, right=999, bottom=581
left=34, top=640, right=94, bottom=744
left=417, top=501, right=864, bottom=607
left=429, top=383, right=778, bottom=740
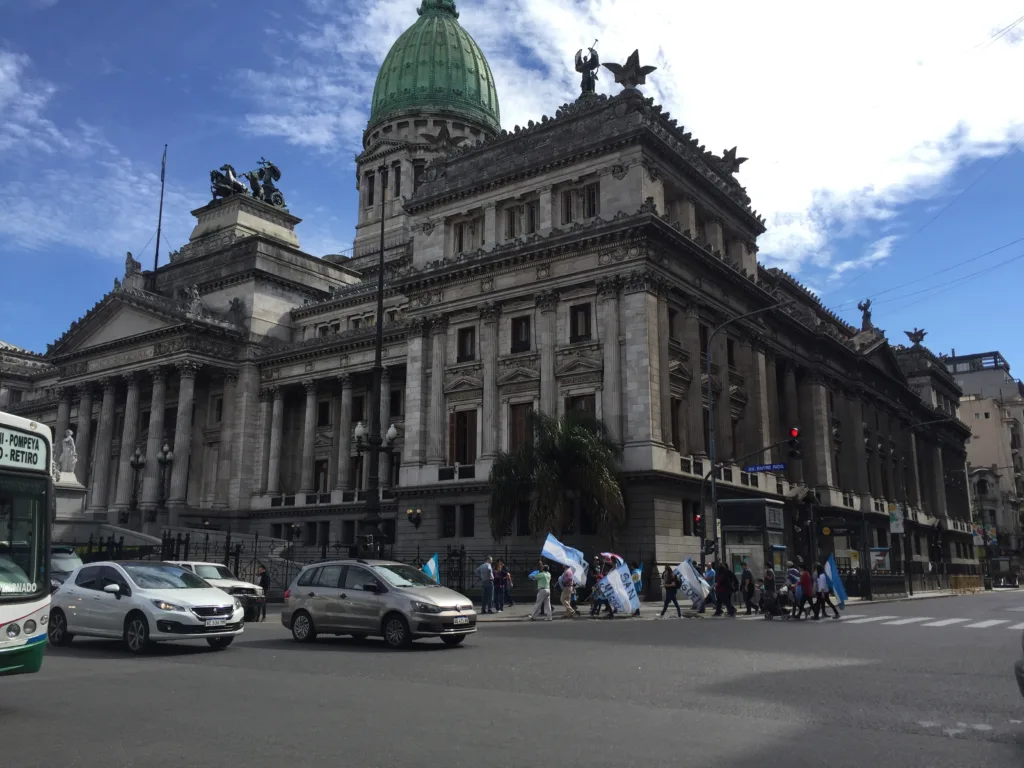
left=603, top=49, right=657, bottom=92
left=904, top=328, right=927, bottom=348
left=857, top=298, right=872, bottom=332
left=574, top=41, right=600, bottom=98
left=721, top=147, right=747, bottom=175
left=418, top=0, right=458, bottom=18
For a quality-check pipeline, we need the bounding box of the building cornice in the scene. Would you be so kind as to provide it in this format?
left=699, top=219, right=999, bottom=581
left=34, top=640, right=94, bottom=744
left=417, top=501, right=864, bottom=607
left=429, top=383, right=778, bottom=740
left=255, top=322, right=410, bottom=366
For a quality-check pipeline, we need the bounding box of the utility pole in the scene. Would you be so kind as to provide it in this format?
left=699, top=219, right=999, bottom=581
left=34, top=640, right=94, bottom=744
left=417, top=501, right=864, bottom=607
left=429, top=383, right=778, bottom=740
left=153, top=145, right=167, bottom=274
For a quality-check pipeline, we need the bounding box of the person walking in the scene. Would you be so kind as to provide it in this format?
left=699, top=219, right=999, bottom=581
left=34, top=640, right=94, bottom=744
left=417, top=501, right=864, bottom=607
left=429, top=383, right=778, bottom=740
left=786, top=560, right=801, bottom=618
left=762, top=566, right=778, bottom=617
left=558, top=565, right=579, bottom=618
left=493, top=559, right=509, bottom=613
left=658, top=566, right=682, bottom=618
left=700, top=562, right=717, bottom=614
left=529, top=565, right=553, bottom=621
left=713, top=562, right=737, bottom=617
left=257, top=566, right=270, bottom=622
left=815, top=563, right=841, bottom=620
left=740, top=561, right=757, bottom=615
left=796, top=565, right=816, bottom=619
left=476, top=556, right=495, bottom=614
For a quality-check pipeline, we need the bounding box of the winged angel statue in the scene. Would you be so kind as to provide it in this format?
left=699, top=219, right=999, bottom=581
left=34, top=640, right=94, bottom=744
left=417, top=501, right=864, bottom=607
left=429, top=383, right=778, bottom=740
left=575, top=42, right=600, bottom=96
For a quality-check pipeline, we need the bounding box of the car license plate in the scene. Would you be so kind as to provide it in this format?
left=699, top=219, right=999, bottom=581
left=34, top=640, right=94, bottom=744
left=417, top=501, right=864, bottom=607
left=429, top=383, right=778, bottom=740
left=453, top=616, right=469, bottom=625
left=206, top=619, right=227, bottom=627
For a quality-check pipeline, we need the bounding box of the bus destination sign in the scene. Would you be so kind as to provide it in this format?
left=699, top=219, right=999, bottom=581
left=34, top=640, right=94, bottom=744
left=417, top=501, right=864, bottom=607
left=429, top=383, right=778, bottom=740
left=0, top=426, right=48, bottom=472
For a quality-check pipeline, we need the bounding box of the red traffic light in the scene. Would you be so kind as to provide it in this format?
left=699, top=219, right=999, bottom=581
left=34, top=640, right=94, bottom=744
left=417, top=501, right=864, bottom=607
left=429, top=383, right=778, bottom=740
left=789, top=427, right=800, bottom=438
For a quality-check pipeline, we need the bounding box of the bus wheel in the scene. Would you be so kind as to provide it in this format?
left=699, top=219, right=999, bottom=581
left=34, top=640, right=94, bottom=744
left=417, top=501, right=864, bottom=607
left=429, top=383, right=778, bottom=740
left=48, top=610, right=73, bottom=646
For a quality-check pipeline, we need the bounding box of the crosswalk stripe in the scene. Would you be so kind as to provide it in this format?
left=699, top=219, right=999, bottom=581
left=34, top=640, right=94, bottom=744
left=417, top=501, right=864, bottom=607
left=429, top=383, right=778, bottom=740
left=922, top=618, right=970, bottom=627
left=882, top=617, right=932, bottom=626
left=1008, top=623, right=1024, bottom=630
left=844, top=615, right=899, bottom=624
left=964, top=620, right=1010, bottom=629
left=837, top=614, right=866, bottom=620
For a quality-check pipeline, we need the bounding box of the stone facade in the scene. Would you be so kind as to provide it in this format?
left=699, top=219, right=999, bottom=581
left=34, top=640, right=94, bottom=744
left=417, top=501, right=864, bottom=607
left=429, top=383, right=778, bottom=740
left=0, top=8, right=978, bottom=575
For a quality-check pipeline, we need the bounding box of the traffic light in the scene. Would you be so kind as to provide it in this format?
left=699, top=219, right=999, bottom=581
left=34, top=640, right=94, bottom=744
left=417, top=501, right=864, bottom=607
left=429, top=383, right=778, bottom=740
left=787, top=426, right=802, bottom=459
left=694, top=513, right=703, bottom=538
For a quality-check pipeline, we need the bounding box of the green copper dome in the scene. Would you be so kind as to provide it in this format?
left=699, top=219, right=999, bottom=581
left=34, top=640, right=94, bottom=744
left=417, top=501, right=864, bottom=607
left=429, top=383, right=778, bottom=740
left=368, top=0, right=501, bottom=135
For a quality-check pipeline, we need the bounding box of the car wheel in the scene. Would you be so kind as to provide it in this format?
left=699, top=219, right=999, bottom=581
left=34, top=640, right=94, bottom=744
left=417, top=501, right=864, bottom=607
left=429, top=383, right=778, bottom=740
left=206, top=636, right=234, bottom=650
left=290, top=610, right=317, bottom=643
left=123, top=613, right=152, bottom=654
left=383, top=614, right=411, bottom=649
left=47, top=609, right=73, bottom=646
left=441, top=635, right=466, bottom=647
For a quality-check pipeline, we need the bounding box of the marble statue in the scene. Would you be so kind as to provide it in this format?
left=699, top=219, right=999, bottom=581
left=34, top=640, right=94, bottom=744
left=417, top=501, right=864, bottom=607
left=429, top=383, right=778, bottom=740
left=575, top=43, right=600, bottom=96
left=186, top=284, right=203, bottom=315
left=857, top=298, right=873, bottom=332
left=124, top=251, right=141, bottom=276
left=58, top=429, right=77, bottom=474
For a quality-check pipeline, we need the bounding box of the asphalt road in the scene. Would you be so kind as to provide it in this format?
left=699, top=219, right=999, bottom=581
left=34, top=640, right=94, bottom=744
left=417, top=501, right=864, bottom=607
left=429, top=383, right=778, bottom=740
left=3, top=591, right=1023, bottom=767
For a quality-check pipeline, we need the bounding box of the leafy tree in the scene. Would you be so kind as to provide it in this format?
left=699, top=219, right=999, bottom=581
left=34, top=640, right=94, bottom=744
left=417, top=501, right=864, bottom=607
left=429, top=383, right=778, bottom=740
left=487, top=410, right=625, bottom=541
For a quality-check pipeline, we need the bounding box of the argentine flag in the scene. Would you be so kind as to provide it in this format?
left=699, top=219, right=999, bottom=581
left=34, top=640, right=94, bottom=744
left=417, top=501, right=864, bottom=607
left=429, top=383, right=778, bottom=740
left=631, top=563, right=643, bottom=597
left=541, top=533, right=588, bottom=586
left=422, top=553, right=439, bottom=582
left=824, top=553, right=848, bottom=608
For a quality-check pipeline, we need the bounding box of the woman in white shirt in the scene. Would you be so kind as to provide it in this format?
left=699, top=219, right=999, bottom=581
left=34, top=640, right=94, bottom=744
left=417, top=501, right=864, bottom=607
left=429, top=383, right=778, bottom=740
left=814, top=563, right=840, bottom=620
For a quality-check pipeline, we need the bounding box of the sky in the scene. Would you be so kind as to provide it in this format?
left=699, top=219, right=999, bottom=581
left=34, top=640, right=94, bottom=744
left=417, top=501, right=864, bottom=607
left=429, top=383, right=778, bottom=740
left=1, top=0, right=1023, bottom=368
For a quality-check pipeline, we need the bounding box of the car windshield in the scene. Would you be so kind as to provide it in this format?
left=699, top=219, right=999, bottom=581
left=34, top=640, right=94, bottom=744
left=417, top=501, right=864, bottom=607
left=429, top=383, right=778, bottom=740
left=193, top=564, right=236, bottom=580
left=373, top=563, right=439, bottom=588
left=51, top=552, right=83, bottom=573
left=121, top=563, right=210, bottom=590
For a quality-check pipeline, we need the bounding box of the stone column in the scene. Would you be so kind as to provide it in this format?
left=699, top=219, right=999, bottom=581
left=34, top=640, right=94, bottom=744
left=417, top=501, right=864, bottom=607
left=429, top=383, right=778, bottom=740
left=712, top=334, right=731, bottom=459
left=74, top=384, right=94, bottom=486
left=379, top=369, right=392, bottom=489
left=335, top=375, right=352, bottom=489
left=682, top=305, right=705, bottom=455
left=893, top=420, right=909, bottom=505
left=746, top=343, right=770, bottom=463
left=427, top=319, right=448, bottom=464
left=538, top=185, right=553, bottom=232
left=141, top=369, right=167, bottom=510
left=782, top=364, right=803, bottom=483
left=846, top=394, right=870, bottom=497
left=536, top=291, right=558, bottom=415
left=258, top=389, right=273, bottom=494
left=480, top=303, right=500, bottom=458
left=657, top=294, right=673, bottom=447
left=866, top=406, right=884, bottom=498
left=213, top=373, right=237, bottom=508
left=112, top=372, right=142, bottom=513
left=908, top=431, right=923, bottom=507
left=930, top=442, right=947, bottom=516
left=483, top=202, right=497, bottom=250
left=299, top=379, right=317, bottom=494
left=54, top=388, right=71, bottom=463
left=86, top=378, right=117, bottom=516
left=266, top=387, right=284, bottom=495
left=402, top=321, right=428, bottom=466
left=764, top=354, right=780, bottom=463
left=168, top=362, right=199, bottom=507
left=598, top=278, right=622, bottom=443
left=880, top=413, right=896, bottom=501
left=0, top=385, right=9, bottom=409
left=621, top=276, right=661, bottom=445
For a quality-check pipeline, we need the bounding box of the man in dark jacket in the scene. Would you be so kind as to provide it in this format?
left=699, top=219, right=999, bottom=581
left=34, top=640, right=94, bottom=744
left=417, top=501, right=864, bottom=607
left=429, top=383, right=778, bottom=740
left=257, top=566, right=270, bottom=621
left=713, top=562, right=737, bottom=617
left=740, top=562, right=757, bottom=615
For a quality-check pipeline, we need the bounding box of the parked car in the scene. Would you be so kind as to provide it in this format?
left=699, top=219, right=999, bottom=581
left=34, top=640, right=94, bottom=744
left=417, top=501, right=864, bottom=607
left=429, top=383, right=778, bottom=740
left=48, top=561, right=244, bottom=653
left=1016, top=627, right=1024, bottom=698
left=164, top=561, right=265, bottom=621
left=282, top=559, right=477, bottom=649
left=50, top=546, right=84, bottom=592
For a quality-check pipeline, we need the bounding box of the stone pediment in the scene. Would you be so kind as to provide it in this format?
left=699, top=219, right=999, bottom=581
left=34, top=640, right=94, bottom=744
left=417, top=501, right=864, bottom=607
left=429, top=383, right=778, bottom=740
left=701, top=372, right=723, bottom=394
left=555, top=356, right=602, bottom=377
left=729, top=384, right=748, bottom=404
left=865, top=343, right=909, bottom=385
left=497, top=366, right=540, bottom=386
left=49, top=292, right=191, bottom=357
left=668, top=358, right=692, bottom=382
left=444, top=374, right=483, bottom=393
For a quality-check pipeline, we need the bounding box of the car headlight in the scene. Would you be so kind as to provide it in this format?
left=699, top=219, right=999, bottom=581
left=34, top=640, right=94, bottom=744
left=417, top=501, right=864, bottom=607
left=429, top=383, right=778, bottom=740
left=233, top=599, right=242, bottom=610
left=255, top=586, right=264, bottom=596
left=411, top=600, right=442, bottom=614
left=152, top=600, right=186, bottom=612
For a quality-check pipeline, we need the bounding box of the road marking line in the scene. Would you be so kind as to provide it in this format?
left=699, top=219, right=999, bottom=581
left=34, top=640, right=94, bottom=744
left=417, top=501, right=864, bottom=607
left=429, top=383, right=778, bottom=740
left=882, top=617, right=933, bottom=625
left=843, top=615, right=899, bottom=624
left=922, top=618, right=970, bottom=627
left=837, top=614, right=866, bottom=620
left=1008, top=623, right=1024, bottom=630
left=964, top=620, right=1010, bottom=629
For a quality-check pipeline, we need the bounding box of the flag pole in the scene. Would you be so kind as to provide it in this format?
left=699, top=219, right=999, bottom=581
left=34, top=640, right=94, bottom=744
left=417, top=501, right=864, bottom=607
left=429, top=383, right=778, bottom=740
left=153, top=144, right=167, bottom=273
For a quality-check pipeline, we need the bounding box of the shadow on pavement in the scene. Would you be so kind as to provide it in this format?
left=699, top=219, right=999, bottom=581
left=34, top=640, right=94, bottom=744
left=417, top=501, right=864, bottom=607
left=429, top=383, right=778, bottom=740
left=240, top=636, right=468, bottom=654
left=46, top=639, right=218, bottom=660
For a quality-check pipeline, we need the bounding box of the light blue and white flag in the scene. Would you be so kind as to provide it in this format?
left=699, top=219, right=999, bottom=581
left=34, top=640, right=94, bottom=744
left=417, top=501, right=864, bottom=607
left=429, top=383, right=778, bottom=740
left=824, top=553, right=848, bottom=607
left=540, top=533, right=588, bottom=586
left=631, top=563, right=643, bottom=597
left=421, top=554, right=439, bottom=582
left=596, top=562, right=642, bottom=613
left=673, top=558, right=710, bottom=605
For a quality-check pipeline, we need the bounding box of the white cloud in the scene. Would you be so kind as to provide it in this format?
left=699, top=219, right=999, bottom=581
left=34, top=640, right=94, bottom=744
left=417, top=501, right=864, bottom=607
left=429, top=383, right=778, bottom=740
left=0, top=49, right=202, bottom=259
left=236, top=0, right=1024, bottom=275
left=830, top=235, right=900, bottom=279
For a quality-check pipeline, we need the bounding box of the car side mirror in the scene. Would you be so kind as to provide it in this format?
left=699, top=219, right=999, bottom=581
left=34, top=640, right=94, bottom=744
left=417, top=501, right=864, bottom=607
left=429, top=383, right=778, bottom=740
left=366, top=583, right=383, bottom=594
left=103, top=583, right=120, bottom=595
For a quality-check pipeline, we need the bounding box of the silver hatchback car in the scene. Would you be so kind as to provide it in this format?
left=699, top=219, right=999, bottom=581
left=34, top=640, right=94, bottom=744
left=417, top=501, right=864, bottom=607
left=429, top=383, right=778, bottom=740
left=281, top=559, right=477, bottom=649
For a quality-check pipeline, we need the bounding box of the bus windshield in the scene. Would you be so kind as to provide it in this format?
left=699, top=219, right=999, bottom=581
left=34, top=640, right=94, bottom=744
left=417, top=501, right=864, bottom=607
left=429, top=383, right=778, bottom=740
left=0, top=475, right=48, bottom=600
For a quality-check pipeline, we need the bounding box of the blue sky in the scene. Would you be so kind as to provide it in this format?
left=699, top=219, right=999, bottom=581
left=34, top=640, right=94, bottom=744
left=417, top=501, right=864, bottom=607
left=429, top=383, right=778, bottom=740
left=2, top=0, right=1023, bottom=370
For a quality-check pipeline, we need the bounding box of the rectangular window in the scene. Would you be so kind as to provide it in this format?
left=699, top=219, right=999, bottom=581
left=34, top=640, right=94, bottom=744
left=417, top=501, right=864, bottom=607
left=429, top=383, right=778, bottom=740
left=510, top=315, right=531, bottom=353
left=413, top=160, right=426, bottom=193
left=526, top=200, right=539, bottom=234
left=583, top=182, right=600, bottom=218
left=727, top=338, right=735, bottom=367
left=351, top=395, right=365, bottom=425
left=668, top=308, right=679, bottom=341
left=341, top=520, right=355, bottom=544
left=454, top=221, right=466, bottom=253
left=565, top=394, right=596, bottom=415
left=460, top=504, right=475, bottom=538
left=390, top=452, right=401, bottom=487
left=505, top=207, right=519, bottom=240
left=450, top=409, right=478, bottom=465
left=314, top=459, right=329, bottom=493
left=330, top=322, right=341, bottom=334
left=351, top=317, right=361, bottom=330
left=392, top=162, right=401, bottom=197
left=561, top=190, right=574, bottom=225
left=508, top=402, right=533, bottom=453
left=210, top=396, right=223, bottom=426
left=516, top=501, right=531, bottom=536
left=457, top=326, right=476, bottom=362
left=670, top=397, right=683, bottom=451
left=317, top=401, right=331, bottom=428
left=389, top=388, right=404, bottom=417
left=699, top=324, right=709, bottom=359
left=569, top=303, right=592, bottom=343
left=318, top=325, right=330, bottom=337
left=440, top=505, right=457, bottom=538
left=579, top=503, right=597, bottom=535
left=365, top=172, right=375, bottom=208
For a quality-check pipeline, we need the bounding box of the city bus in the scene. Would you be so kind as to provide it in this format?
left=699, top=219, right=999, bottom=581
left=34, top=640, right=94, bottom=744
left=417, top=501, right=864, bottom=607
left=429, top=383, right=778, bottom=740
left=0, top=411, right=54, bottom=677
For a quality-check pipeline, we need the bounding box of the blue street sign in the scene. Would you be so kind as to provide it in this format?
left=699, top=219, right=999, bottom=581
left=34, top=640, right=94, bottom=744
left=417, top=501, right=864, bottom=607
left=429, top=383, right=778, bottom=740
left=743, top=463, right=788, bottom=473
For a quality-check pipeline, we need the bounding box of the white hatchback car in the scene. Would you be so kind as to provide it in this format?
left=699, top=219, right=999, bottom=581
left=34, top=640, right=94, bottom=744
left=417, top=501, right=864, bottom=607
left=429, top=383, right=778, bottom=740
left=48, top=561, right=245, bottom=653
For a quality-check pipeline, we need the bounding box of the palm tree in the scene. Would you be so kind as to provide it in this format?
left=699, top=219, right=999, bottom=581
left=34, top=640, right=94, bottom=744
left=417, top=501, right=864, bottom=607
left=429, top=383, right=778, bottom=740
left=487, top=410, right=625, bottom=541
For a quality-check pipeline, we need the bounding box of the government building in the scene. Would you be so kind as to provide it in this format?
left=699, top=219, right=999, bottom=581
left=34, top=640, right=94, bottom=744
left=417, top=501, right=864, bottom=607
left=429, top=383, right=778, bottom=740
left=0, top=0, right=978, bottom=584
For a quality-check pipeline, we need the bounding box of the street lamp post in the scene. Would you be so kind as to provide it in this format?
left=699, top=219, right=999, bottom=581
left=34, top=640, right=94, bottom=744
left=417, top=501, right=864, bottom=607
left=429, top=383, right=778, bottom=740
left=127, top=448, right=145, bottom=523
left=156, top=443, right=173, bottom=515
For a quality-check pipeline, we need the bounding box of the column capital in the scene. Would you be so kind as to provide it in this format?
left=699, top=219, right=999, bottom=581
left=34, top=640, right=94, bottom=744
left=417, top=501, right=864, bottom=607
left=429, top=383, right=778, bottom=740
left=480, top=301, right=502, bottom=322
left=259, top=387, right=275, bottom=402
left=148, top=366, right=167, bottom=384
left=302, top=379, right=317, bottom=395
left=176, top=361, right=200, bottom=380
left=54, top=385, right=67, bottom=400
left=338, top=372, right=352, bottom=388
left=224, top=372, right=239, bottom=386
left=75, top=382, right=93, bottom=399
left=98, top=377, right=115, bottom=394
left=621, top=268, right=665, bottom=295
left=596, top=276, right=620, bottom=299
left=408, top=317, right=430, bottom=336
left=535, top=290, right=559, bottom=311
left=121, top=371, right=140, bottom=388
left=381, top=368, right=391, bottom=383
left=429, top=315, right=449, bottom=335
